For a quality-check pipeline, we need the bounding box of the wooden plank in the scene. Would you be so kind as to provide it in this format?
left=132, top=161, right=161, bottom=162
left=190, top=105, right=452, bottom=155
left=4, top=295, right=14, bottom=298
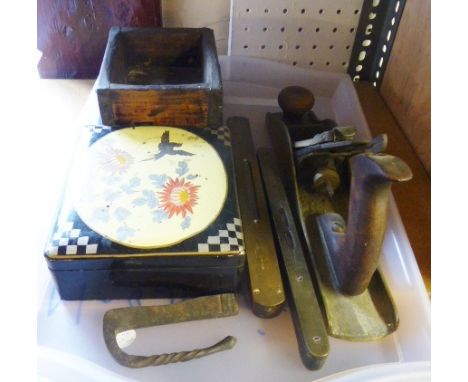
left=98, top=89, right=210, bottom=127
left=355, top=82, right=431, bottom=294
left=380, top=0, right=431, bottom=173
left=37, top=0, right=162, bottom=79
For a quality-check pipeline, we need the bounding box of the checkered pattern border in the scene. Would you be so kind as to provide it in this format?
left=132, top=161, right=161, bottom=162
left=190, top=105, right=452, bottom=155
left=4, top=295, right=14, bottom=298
left=198, top=218, right=244, bottom=253
left=86, top=124, right=112, bottom=134
left=47, top=221, right=99, bottom=256
left=203, top=125, right=231, bottom=147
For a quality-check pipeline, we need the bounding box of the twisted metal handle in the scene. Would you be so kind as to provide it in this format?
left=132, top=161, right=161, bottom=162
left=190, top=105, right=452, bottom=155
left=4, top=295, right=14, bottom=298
left=116, top=336, right=236, bottom=368
left=103, top=294, right=238, bottom=368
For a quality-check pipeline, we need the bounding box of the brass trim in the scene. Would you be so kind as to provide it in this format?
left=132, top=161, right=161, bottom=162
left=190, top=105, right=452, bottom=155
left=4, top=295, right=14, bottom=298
left=46, top=250, right=244, bottom=261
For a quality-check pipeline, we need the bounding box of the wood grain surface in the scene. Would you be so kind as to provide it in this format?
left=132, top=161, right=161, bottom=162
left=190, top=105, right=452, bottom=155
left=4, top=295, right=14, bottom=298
left=355, top=82, right=430, bottom=294
left=37, top=0, right=162, bottom=79
left=98, top=89, right=210, bottom=127
left=380, top=0, right=431, bottom=174
left=96, top=27, right=222, bottom=127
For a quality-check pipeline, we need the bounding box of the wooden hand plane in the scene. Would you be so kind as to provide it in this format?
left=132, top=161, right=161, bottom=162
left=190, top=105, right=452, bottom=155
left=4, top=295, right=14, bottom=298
left=267, top=86, right=412, bottom=340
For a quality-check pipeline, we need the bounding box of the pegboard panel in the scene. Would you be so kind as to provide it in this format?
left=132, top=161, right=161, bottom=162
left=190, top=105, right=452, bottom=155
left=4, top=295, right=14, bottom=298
left=229, top=0, right=364, bottom=73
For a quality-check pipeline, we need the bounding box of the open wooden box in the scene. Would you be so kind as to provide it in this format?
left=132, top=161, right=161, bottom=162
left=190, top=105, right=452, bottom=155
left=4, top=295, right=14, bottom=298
left=96, top=27, right=222, bottom=127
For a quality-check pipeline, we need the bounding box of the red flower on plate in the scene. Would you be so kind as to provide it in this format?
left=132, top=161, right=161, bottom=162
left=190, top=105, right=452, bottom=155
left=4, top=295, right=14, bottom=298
left=159, top=178, right=200, bottom=218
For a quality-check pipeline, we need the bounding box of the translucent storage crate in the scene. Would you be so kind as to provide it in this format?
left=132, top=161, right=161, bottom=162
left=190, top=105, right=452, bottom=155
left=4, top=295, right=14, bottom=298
left=38, top=56, right=430, bottom=382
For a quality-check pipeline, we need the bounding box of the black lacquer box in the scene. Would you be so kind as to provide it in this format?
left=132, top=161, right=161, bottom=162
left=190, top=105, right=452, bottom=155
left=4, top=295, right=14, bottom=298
left=44, top=124, right=245, bottom=300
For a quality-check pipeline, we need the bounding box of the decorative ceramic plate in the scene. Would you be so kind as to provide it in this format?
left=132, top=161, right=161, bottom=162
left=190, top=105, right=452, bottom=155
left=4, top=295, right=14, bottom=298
left=73, top=126, right=227, bottom=248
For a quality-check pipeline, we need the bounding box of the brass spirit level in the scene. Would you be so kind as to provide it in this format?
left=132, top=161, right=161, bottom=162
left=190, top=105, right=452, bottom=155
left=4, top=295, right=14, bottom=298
left=228, top=116, right=285, bottom=318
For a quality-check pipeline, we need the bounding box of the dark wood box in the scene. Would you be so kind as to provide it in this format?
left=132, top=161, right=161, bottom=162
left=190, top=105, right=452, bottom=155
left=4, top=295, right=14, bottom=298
left=96, top=27, right=222, bottom=128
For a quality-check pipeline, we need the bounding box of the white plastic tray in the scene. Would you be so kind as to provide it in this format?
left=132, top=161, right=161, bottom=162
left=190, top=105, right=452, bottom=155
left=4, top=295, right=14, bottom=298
left=37, top=56, right=431, bottom=382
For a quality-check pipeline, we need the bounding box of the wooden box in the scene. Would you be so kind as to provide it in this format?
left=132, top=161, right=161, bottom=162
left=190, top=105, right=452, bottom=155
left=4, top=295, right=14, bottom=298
left=96, top=27, right=222, bottom=127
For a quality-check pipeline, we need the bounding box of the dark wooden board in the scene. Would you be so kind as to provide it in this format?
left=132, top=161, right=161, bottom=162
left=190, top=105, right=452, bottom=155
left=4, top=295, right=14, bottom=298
left=37, top=0, right=162, bottom=79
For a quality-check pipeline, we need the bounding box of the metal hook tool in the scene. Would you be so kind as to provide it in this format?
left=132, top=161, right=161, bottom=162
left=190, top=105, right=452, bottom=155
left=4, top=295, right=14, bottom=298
left=103, top=294, right=238, bottom=368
